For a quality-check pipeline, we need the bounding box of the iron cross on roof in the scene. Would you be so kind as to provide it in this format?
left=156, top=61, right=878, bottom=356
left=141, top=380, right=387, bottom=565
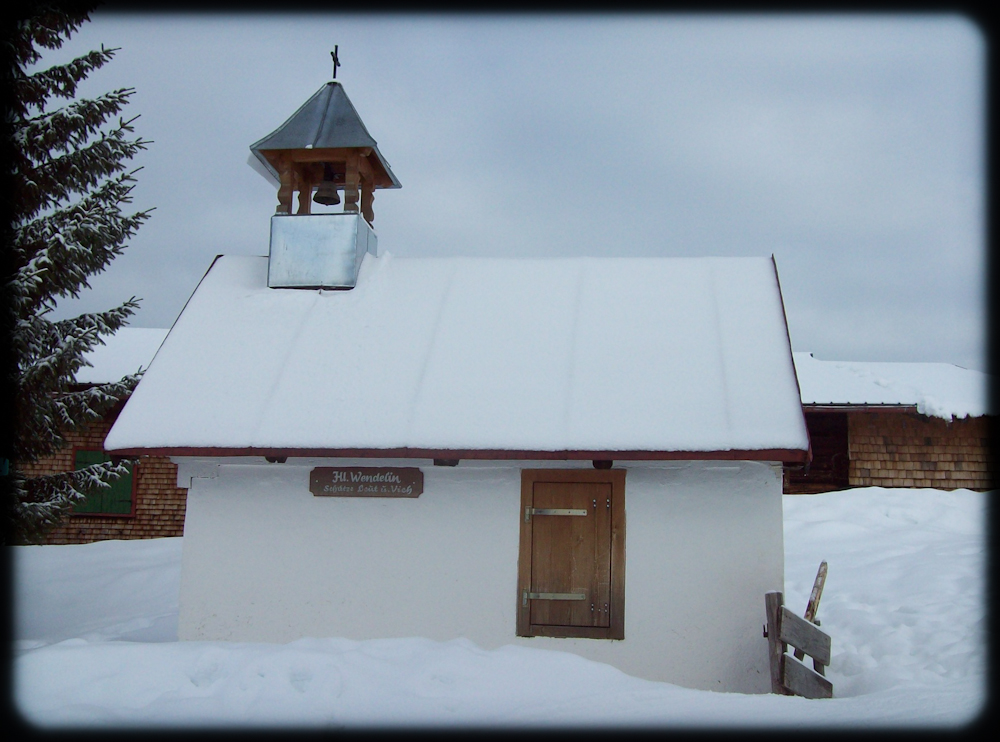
left=331, top=46, right=340, bottom=80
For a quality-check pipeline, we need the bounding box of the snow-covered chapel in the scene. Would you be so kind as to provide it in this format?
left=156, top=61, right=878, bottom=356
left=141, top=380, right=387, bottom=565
left=105, top=69, right=811, bottom=693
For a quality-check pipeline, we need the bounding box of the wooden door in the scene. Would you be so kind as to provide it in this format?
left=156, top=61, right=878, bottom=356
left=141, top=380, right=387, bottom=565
left=528, top=481, right=612, bottom=628
left=518, top=469, right=626, bottom=639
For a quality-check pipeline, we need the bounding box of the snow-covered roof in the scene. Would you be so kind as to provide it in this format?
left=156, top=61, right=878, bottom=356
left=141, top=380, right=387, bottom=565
left=793, top=352, right=995, bottom=420
left=74, top=327, right=169, bottom=385
left=105, top=254, right=809, bottom=458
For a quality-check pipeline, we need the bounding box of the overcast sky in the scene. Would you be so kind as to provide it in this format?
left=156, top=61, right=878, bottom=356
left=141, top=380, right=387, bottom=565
left=40, top=12, right=987, bottom=371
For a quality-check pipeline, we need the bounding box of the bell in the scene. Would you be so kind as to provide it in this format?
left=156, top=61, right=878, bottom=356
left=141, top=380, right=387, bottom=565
left=313, top=181, right=340, bottom=206
left=313, top=163, right=341, bottom=206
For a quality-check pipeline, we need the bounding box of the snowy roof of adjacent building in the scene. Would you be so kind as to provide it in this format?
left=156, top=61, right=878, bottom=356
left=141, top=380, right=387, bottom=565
left=74, top=328, right=169, bottom=385
left=793, top=352, right=995, bottom=420
left=105, top=254, right=809, bottom=459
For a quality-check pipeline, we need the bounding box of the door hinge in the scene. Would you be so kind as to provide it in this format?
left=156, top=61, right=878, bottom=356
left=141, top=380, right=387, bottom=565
left=523, top=591, right=586, bottom=606
left=525, top=507, right=588, bottom=522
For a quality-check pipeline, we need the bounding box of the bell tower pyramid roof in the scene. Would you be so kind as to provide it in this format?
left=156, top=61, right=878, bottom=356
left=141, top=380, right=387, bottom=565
left=250, top=81, right=400, bottom=189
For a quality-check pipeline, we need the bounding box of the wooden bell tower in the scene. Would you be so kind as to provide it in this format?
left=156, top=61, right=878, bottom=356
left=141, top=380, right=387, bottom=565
left=249, top=56, right=400, bottom=227
left=265, top=143, right=388, bottom=224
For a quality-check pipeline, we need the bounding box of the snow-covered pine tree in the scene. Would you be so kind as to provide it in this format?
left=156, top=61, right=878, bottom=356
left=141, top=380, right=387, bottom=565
left=3, top=3, right=152, bottom=544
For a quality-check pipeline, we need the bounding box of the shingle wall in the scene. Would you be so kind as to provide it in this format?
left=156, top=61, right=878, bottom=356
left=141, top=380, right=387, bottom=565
left=18, top=413, right=187, bottom=544
left=848, top=411, right=996, bottom=491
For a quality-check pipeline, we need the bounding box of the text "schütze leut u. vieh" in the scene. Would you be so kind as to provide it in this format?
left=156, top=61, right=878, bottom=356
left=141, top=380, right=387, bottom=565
left=309, top=467, right=424, bottom=498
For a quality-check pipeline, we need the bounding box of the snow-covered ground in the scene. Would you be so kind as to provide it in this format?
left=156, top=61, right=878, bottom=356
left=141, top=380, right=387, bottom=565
left=12, top=487, right=987, bottom=729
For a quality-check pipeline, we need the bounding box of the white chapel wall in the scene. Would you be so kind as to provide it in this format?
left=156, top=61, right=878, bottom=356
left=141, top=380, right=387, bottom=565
left=176, top=457, right=783, bottom=693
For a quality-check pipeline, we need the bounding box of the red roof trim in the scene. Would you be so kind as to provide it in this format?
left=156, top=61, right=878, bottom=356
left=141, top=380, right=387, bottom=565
left=105, top=446, right=810, bottom=463
left=802, top=404, right=920, bottom=413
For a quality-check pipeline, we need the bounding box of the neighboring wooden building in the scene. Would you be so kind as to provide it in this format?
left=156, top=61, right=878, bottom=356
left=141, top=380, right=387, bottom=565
left=22, top=328, right=188, bottom=544
left=785, top=352, right=996, bottom=493
left=103, top=77, right=812, bottom=693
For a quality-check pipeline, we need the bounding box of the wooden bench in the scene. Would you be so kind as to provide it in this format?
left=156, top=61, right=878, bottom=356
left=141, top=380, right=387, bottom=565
left=764, top=590, right=833, bottom=698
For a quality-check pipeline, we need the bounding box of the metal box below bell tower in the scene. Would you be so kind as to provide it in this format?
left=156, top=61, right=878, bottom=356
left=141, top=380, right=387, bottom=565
left=267, top=212, right=377, bottom=289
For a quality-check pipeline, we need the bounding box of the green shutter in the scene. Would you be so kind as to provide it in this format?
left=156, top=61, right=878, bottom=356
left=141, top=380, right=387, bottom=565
left=73, top=450, right=133, bottom=515
left=73, top=450, right=105, bottom=513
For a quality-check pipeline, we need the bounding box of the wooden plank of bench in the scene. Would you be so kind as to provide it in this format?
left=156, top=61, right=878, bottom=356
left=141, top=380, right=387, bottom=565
left=780, top=606, right=832, bottom=666
left=783, top=654, right=834, bottom=699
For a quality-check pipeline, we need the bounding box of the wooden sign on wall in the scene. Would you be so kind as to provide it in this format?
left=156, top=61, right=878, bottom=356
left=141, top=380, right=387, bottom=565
left=310, top=467, right=423, bottom=498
